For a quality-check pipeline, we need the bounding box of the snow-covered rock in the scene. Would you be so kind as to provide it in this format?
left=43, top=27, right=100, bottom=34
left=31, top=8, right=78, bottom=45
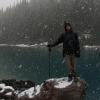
left=0, top=77, right=87, bottom=100
left=18, top=77, right=87, bottom=100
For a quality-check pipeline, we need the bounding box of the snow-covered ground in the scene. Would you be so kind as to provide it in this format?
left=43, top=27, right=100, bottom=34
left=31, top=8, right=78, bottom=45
left=47, top=77, right=73, bottom=88
left=18, top=85, right=41, bottom=98
left=17, top=77, right=72, bottom=98
left=0, top=42, right=48, bottom=48
left=0, top=83, right=14, bottom=96
left=0, top=77, right=73, bottom=99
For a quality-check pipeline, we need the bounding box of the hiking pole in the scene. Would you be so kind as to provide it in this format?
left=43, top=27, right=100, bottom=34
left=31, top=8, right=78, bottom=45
left=48, top=47, right=51, bottom=78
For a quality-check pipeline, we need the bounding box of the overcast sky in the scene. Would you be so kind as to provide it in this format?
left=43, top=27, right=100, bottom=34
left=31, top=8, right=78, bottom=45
left=0, top=0, right=21, bottom=10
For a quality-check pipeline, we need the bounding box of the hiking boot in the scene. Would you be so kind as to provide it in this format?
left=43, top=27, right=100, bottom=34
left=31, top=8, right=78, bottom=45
left=71, top=71, right=79, bottom=82
left=68, top=73, right=73, bottom=82
left=68, top=70, right=79, bottom=82
left=74, top=77, right=79, bottom=83
left=72, top=71, right=77, bottom=77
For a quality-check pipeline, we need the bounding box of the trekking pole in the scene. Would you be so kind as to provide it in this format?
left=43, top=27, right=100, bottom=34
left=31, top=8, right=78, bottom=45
left=48, top=47, right=51, bottom=78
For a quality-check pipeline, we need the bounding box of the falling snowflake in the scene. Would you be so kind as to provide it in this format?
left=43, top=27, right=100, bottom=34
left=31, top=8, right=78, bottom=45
left=18, top=64, right=23, bottom=69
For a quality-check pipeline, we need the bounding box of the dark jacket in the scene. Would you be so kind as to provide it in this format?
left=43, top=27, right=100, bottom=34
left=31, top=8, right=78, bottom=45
left=50, top=32, right=80, bottom=57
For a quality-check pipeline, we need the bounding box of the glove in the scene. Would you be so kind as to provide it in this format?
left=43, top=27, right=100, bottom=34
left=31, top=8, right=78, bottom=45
left=47, top=44, right=52, bottom=52
left=47, top=44, right=53, bottom=48
left=47, top=44, right=52, bottom=48
left=75, top=50, right=80, bottom=58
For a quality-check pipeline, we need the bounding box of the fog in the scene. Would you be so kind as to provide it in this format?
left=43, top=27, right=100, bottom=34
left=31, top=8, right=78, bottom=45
left=0, top=0, right=99, bottom=45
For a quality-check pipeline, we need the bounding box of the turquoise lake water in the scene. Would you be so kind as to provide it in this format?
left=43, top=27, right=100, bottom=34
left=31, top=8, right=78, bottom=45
left=0, top=44, right=100, bottom=100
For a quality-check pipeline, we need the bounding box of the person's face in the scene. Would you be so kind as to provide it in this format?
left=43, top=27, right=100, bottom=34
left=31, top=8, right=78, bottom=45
left=66, top=25, right=71, bottom=31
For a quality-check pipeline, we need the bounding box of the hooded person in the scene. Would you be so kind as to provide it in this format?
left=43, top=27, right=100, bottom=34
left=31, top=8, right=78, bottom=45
left=47, top=22, right=80, bottom=81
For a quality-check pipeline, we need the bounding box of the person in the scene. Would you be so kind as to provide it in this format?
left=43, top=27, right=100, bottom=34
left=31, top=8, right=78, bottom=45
left=47, top=22, right=80, bottom=81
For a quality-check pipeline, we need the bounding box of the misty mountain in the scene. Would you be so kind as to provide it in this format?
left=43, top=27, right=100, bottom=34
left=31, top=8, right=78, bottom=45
left=0, top=0, right=100, bottom=45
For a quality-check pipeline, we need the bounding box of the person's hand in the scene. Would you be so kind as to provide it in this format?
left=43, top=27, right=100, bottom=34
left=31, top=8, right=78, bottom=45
left=75, top=50, right=80, bottom=57
left=47, top=44, right=52, bottom=52
left=47, top=44, right=52, bottom=48
left=47, top=44, right=50, bottom=47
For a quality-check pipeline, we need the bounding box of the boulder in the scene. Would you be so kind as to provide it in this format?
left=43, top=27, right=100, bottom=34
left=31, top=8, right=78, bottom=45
left=18, top=77, right=87, bottom=100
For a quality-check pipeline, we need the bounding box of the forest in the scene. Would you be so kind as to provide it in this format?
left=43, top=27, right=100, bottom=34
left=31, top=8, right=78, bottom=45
left=0, top=0, right=100, bottom=44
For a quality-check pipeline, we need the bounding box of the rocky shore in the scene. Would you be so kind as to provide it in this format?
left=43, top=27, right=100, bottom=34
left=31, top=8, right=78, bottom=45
left=0, top=77, right=87, bottom=100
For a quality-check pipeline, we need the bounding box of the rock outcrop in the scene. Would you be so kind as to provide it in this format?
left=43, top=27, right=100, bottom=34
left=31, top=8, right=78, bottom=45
left=0, top=77, right=87, bottom=100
